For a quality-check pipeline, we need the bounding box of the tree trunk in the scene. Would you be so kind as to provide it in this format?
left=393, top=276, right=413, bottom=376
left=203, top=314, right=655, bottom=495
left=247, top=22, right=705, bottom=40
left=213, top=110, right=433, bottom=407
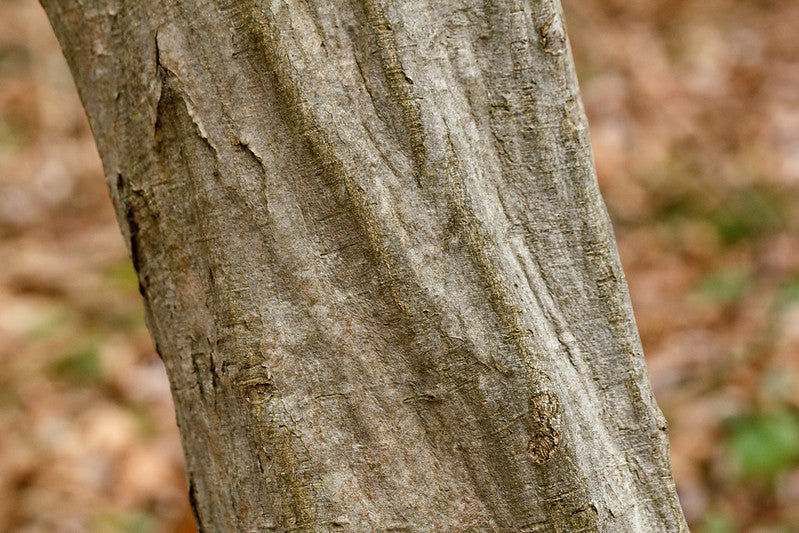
left=41, top=0, right=687, bottom=530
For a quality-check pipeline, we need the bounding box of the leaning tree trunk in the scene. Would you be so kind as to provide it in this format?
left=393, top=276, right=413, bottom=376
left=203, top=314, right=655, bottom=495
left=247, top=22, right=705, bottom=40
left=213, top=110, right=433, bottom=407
left=42, top=0, right=687, bottom=530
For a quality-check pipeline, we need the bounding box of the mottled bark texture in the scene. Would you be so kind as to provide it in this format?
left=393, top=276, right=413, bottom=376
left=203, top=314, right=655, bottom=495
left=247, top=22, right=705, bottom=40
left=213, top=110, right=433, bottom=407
left=42, top=0, right=687, bottom=530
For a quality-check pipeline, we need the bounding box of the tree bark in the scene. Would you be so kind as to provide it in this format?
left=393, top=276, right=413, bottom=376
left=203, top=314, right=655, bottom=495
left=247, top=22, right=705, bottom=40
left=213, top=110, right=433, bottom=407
left=41, top=0, right=687, bottom=530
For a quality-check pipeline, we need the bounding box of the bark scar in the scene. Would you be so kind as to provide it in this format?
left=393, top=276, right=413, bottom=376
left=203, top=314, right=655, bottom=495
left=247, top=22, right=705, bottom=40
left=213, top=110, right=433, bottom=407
left=527, top=391, right=561, bottom=464
left=539, top=14, right=566, bottom=55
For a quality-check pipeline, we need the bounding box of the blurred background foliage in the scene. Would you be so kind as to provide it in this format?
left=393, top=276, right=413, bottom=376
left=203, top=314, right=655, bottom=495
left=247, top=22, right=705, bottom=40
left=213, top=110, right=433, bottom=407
left=0, top=0, right=798, bottom=531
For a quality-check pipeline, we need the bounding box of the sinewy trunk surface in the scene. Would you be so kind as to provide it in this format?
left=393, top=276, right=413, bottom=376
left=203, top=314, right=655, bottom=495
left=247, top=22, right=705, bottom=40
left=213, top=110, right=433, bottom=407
left=41, top=0, right=687, bottom=530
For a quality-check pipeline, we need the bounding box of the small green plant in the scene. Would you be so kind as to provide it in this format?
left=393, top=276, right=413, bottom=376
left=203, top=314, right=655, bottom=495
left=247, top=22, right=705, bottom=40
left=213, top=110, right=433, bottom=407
left=698, top=511, right=736, bottom=533
left=773, top=277, right=799, bottom=313
left=104, top=259, right=141, bottom=293
left=50, top=343, right=103, bottom=385
left=725, top=410, right=799, bottom=482
left=709, top=186, right=787, bottom=246
left=695, top=269, right=751, bottom=305
left=27, top=305, right=69, bottom=340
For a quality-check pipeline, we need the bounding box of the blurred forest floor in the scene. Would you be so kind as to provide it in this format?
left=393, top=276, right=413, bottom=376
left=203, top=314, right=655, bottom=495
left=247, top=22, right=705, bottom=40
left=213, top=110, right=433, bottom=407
left=1, top=0, right=798, bottom=531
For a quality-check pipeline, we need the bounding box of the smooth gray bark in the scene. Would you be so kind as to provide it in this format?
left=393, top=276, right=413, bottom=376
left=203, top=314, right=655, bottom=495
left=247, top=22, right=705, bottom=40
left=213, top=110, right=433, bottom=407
left=41, top=0, right=688, bottom=530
